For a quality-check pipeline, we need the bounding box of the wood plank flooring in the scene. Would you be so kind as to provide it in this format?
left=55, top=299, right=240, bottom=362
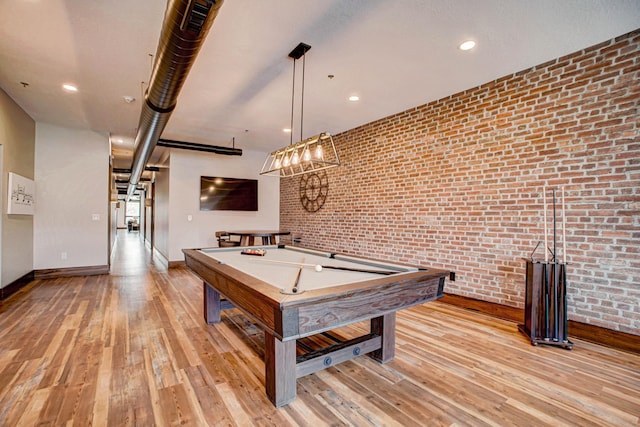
left=0, top=231, right=638, bottom=426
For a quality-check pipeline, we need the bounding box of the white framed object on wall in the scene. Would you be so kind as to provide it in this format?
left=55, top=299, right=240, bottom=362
left=8, top=172, right=35, bottom=215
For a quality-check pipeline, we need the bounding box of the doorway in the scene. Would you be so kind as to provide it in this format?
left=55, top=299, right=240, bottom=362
left=125, top=198, right=141, bottom=232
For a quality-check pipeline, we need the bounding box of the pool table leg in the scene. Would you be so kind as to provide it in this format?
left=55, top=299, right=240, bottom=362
left=264, top=330, right=297, bottom=407
left=203, top=282, right=221, bottom=324
left=369, top=312, right=396, bottom=363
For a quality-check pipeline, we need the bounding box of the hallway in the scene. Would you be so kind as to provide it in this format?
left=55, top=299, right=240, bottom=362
left=110, top=228, right=162, bottom=277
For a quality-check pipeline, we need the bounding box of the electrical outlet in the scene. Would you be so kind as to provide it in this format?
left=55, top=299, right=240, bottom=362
left=61, top=252, right=68, bottom=260
left=187, top=215, right=193, bottom=222
left=449, top=272, right=455, bottom=281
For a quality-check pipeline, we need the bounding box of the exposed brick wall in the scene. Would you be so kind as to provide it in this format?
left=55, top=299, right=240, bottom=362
left=280, top=30, right=640, bottom=335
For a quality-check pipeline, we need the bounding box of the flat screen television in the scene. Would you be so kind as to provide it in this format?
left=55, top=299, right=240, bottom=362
left=200, top=176, right=258, bottom=211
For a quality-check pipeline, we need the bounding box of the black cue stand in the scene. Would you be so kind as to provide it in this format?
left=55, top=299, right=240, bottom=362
left=518, top=260, right=573, bottom=349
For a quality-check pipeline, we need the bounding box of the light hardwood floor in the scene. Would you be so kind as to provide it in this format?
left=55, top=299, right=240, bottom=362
left=0, top=231, right=638, bottom=426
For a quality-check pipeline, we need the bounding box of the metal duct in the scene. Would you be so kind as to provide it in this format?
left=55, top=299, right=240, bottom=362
left=127, top=0, right=224, bottom=199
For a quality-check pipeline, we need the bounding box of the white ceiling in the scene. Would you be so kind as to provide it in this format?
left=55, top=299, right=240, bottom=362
left=1, top=0, right=639, bottom=169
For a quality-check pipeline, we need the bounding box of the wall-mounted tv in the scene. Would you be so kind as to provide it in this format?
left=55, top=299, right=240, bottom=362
left=200, top=176, right=258, bottom=211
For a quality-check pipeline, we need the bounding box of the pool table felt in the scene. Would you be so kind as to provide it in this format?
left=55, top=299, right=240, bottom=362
left=199, top=245, right=416, bottom=292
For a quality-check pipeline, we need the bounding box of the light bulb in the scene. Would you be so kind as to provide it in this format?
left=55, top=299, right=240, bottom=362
left=292, top=151, right=300, bottom=165
left=274, top=158, right=281, bottom=169
left=303, top=148, right=311, bottom=161
left=459, top=40, right=476, bottom=51
left=315, top=145, right=323, bottom=159
left=283, top=154, right=290, bottom=167
left=62, top=83, right=78, bottom=92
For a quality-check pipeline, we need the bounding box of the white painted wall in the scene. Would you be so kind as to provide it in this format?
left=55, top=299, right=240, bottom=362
left=154, top=163, right=170, bottom=260
left=0, top=88, right=35, bottom=287
left=34, top=123, right=109, bottom=269
left=164, top=149, right=280, bottom=261
left=0, top=145, right=2, bottom=283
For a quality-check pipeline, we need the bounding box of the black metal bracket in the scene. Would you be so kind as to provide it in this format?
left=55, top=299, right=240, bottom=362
left=288, top=42, right=311, bottom=59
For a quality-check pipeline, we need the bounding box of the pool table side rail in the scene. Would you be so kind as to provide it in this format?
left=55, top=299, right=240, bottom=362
left=184, top=249, right=285, bottom=334
left=295, top=274, right=446, bottom=337
left=280, top=269, right=447, bottom=309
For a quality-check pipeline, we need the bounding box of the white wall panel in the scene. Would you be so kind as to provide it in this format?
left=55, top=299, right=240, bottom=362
left=34, top=123, right=109, bottom=269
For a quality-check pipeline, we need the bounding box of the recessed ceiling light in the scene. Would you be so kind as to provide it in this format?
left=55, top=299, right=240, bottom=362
left=62, top=83, right=78, bottom=92
left=458, top=40, right=476, bottom=51
left=283, top=128, right=292, bottom=133
left=348, top=95, right=360, bottom=102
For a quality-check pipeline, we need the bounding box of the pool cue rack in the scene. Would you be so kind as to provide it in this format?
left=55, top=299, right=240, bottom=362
left=518, top=260, right=572, bottom=349
left=518, top=187, right=573, bottom=349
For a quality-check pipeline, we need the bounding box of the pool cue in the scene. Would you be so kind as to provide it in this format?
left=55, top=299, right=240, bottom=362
left=553, top=188, right=557, bottom=264
left=543, top=187, right=550, bottom=339
left=561, top=186, right=568, bottom=340
left=291, top=258, right=304, bottom=294
left=543, top=188, right=549, bottom=263
left=251, top=257, right=397, bottom=275
left=553, top=188, right=560, bottom=341
left=320, top=266, right=396, bottom=275
left=562, top=186, right=567, bottom=265
left=559, top=260, right=567, bottom=341
left=251, top=258, right=318, bottom=269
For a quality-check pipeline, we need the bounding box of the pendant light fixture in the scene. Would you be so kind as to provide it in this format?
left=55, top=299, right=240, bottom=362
left=261, top=42, right=340, bottom=177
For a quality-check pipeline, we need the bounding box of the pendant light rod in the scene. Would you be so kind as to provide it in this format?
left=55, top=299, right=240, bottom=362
left=300, top=52, right=306, bottom=142
left=289, top=54, right=296, bottom=146
left=288, top=43, right=310, bottom=145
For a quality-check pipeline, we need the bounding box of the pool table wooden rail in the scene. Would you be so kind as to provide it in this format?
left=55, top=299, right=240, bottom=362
left=183, top=249, right=285, bottom=334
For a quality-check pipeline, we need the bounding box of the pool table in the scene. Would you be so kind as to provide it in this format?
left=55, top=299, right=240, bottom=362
left=183, top=245, right=448, bottom=407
